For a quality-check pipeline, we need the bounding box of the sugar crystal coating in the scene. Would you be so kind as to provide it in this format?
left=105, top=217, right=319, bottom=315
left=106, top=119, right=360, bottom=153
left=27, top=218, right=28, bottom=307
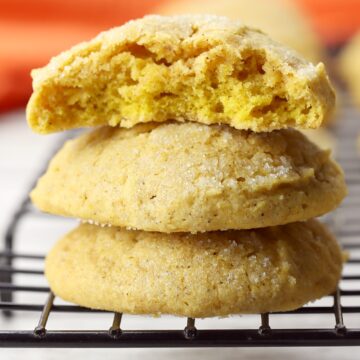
left=45, top=219, right=343, bottom=317
left=31, top=122, right=347, bottom=233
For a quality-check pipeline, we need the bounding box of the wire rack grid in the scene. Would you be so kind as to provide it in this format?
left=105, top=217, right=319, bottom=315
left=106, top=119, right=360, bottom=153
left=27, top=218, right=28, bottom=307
left=1, top=94, right=360, bottom=348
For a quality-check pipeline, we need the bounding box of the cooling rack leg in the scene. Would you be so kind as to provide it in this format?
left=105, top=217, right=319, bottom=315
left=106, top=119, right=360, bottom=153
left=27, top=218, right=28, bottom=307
left=0, top=228, right=13, bottom=317
left=1, top=197, right=30, bottom=316
left=184, top=318, right=197, bottom=340
left=34, top=292, right=55, bottom=337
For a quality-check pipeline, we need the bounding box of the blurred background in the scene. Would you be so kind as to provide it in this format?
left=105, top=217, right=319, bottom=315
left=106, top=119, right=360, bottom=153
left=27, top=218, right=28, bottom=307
left=0, top=0, right=360, bottom=111
left=1, top=1, right=360, bottom=359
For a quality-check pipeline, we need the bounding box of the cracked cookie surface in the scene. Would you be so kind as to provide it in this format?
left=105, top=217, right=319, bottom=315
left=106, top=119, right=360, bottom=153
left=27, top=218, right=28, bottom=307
left=27, top=15, right=335, bottom=134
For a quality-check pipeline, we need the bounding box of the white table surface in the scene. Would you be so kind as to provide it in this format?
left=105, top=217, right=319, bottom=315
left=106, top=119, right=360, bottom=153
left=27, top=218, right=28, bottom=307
left=0, top=110, right=358, bottom=358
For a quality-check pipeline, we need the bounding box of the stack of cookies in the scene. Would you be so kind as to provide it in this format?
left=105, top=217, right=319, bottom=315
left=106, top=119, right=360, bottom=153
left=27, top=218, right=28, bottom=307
left=27, top=15, right=347, bottom=318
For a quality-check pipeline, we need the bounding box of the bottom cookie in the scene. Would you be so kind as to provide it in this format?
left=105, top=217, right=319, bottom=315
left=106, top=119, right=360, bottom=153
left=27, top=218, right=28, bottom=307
left=45, top=220, right=342, bottom=318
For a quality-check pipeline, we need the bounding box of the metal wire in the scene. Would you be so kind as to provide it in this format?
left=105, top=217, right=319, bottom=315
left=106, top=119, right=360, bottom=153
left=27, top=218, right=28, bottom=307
left=34, top=293, right=55, bottom=337
left=1, top=95, right=360, bottom=347
left=109, top=313, right=123, bottom=338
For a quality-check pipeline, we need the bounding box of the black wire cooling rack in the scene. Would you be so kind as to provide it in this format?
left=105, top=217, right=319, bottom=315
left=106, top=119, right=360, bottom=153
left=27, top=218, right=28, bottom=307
left=1, top=94, right=360, bottom=348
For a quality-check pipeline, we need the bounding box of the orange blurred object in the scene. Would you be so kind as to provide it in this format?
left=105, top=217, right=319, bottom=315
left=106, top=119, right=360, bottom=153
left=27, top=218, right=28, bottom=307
left=0, top=0, right=163, bottom=112
left=295, top=0, right=360, bottom=45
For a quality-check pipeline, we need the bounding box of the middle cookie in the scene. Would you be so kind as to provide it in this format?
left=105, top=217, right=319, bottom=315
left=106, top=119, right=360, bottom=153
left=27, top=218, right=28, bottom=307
left=31, top=122, right=346, bottom=233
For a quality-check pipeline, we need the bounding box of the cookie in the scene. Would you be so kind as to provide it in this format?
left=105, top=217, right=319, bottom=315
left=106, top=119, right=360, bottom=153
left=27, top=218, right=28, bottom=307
left=300, top=128, right=337, bottom=153
left=45, top=220, right=343, bottom=317
left=157, top=0, right=324, bottom=63
left=340, top=31, right=360, bottom=107
left=26, top=14, right=335, bottom=134
left=31, top=122, right=347, bottom=233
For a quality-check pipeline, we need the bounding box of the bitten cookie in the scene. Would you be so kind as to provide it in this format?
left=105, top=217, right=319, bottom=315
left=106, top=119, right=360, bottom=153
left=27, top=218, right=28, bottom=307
left=27, top=14, right=334, bottom=134
left=45, top=220, right=343, bottom=317
left=31, top=122, right=347, bottom=233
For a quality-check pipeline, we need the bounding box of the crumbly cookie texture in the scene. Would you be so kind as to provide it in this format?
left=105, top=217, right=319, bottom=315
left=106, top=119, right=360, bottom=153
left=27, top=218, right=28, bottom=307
left=45, top=220, right=343, bottom=317
left=340, top=31, right=360, bottom=107
left=31, top=122, right=347, bottom=233
left=27, top=14, right=335, bottom=134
